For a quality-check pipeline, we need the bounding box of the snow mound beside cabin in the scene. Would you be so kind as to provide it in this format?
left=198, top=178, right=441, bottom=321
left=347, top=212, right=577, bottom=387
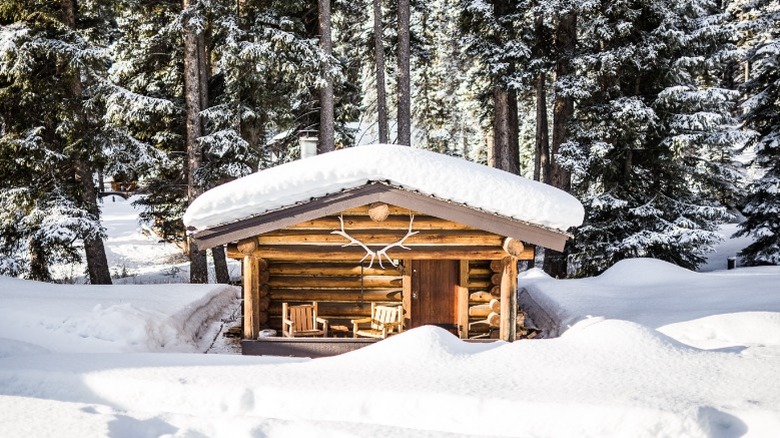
left=519, top=258, right=780, bottom=346
left=0, top=276, right=239, bottom=354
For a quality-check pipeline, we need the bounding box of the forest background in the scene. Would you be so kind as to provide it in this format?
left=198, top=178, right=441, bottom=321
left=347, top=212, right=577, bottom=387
left=0, top=0, right=777, bottom=285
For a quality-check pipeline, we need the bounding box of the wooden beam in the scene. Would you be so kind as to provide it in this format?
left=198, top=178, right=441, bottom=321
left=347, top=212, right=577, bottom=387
left=458, top=260, right=469, bottom=339
left=270, top=289, right=402, bottom=302
left=255, top=229, right=503, bottom=246
left=268, top=275, right=402, bottom=289
left=242, top=256, right=259, bottom=339
left=402, top=259, right=412, bottom=330
left=499, top=256, right=518, bottom=341
left=228, top=245, right=509, bottom=261
left=286, top=215, right=475, bottom=231
left=502, top=237, right=526, bottom=258
left=267, top=263, right=401, bottom=277
left=368, top=202, right=391, bottom=222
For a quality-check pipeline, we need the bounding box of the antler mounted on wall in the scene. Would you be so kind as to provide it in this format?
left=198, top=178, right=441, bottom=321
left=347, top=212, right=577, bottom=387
left=332, top=214, right=419, bottom=269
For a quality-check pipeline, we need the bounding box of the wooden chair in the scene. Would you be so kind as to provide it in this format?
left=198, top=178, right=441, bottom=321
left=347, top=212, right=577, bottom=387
left=351, top=303, right=404, bottom=339
left=282, top=302, right=329, bottom=337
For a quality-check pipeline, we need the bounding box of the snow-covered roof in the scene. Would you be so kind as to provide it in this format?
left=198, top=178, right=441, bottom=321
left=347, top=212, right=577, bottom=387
left=183, top=144, right=584, bottom=233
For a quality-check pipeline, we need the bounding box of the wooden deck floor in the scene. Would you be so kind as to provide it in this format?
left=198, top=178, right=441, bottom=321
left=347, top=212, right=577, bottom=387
left=241, top=336, right=499, bottom=358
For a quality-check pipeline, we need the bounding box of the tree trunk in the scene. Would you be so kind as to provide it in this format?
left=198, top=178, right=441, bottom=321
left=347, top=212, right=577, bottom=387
left=536, top=72, right=550, bottom=185
left=212, top=245, right=230, bottom=284
left=543, top=12, right=577, bottom=279
left=397, top=0, right=411, bottom=146
left=62, top=0, right=112, bottom=285
left=184, top=0, right=208, bottom=284
left=374, top=0, right=388, bottom=143
left=490, top=0, right=520, bottom=174
left=551, top=12, right=575, bottom=193
left=318, top=0, right=335, bottom=153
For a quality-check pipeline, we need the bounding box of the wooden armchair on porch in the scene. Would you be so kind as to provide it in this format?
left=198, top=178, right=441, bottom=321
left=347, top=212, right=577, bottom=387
left=282, top=302, right=329, bottom=337
left=351, top=303, right=404, bottom=339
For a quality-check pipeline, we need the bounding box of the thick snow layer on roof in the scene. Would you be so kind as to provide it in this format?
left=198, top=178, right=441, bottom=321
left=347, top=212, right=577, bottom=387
left=183, top=144, right=584, bottom=232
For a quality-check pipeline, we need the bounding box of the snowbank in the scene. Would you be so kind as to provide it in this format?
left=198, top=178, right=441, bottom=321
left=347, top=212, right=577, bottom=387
left=1, top=324, right=778, bottom=437
left=183, top=144, right=585, bottom=233
left=520, top=258, right=780, bottom=348
left=0, top=276, right=239, bottom=353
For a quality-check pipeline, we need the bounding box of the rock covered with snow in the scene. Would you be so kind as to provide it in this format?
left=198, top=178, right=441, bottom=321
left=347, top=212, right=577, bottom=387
left=183, top=144, right=585, bottom=233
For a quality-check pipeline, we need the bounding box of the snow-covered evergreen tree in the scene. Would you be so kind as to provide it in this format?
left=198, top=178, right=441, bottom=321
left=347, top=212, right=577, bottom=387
left=733, top=0, right=780, bottom=265
left=561, top=0, right=736, bottom=276
left=0, top=1, right=129, bottom=282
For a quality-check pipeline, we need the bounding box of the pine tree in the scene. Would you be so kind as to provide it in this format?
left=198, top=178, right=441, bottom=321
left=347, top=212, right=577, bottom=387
left=733, top=0, right=780, bottom=265
left=0, top=0, right=121, bottom=282
left=561, top=0, right=735, bottom=276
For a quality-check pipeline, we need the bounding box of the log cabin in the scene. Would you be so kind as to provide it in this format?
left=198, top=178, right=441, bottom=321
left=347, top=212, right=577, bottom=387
left=184, top=145, right=583, bottom=356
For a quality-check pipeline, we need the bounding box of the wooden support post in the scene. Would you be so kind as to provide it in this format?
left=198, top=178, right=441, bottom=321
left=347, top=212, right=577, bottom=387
left=499, top=256, right=518, bottom=341
left=402, top=259, right=412, bottom=330
left=458, top=259, right=470, bottom=339
left=243, top=255, right=260, bottom=339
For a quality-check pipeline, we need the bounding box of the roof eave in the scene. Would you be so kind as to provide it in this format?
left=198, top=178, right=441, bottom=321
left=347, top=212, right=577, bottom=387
left=189, top=182, right=572, bottom=252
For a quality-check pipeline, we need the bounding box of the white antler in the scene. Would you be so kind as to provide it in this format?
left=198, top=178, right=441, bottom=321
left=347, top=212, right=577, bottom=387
left=331, top=214, right=419, bottom=269
left=376, top=214, right=419, bottom=268
left=332, top=216, right=378, bottom=268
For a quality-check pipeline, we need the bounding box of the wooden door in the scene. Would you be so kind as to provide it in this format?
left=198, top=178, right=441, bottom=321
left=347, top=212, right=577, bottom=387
left=410, top=260, right=459, bottom=333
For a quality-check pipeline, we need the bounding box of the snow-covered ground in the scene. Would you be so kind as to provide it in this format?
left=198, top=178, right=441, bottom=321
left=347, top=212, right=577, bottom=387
left=1, top=198, right=779, bottom=437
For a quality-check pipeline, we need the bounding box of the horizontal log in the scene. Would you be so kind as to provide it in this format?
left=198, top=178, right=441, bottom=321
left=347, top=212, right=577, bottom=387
left=469, top=303, right=493, bottom=317
left=468, top=312, right=500, bottom=329
left=269, top=289, right=403, bottom=302
left=491, top=273, right=502, bottom=286
left=257, top=312, right=269, bottom=326
left=268, top=275, right=402, bottom=289
left=268, top=263, right=401, bottom=277
left=468, top=279, right=492, bottom=290
left=468, top=267, right=491, bottom=277
left=270, top=301, right=377, bottom=318
left=259, top=284, right=270, bottom=298
left=258, top=270, right=270, bottom=284
left=286, top=216, right=477, bottom=231
left=490, top=298, right=501, bottom=313
left=469, top=291, right=493, bottom=303
left=258, top=296, right=271, bottom=312
left=490, top=260, right=503, bottom=273
left=341, top=205, right=418, bottom=216
left=256, top=229, right=503, bottom=247
left=502, top=238, right=526, bottom=258
left=468, top=301, right=500, bottom=317
left=229, top=245, right=508, bottom=261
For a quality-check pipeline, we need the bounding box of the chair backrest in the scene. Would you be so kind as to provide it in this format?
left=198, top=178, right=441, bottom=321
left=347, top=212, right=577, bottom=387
left=289, top=304, right=316, bottom=332
left=371, top=304, right=402, bottom=331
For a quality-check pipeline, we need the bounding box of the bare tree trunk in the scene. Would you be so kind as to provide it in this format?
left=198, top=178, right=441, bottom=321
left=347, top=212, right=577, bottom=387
left=62, top=0, right=112, bottom=284
left=536, top=72, right=550, bottom=184
left=318, top=0, right=335, bottom=153
left=374, top=0, right=388, bottom=143
left=184, top=0, right=208, bottom=284
left=543, top=12, right=577, bottom=280
left=212, top=245, right=230, bottom=284
left=551, top=12, right=575, bottom=193
left=490, top=0, right=520, bottom=174
left=397, top=0, right=411, bottom=146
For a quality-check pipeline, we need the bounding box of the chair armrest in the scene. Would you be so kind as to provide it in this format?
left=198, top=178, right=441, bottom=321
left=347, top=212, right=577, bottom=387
left=316, top=317, right=329, bottom=324
left=282, top=318, right=293, bottom=327
left=350, top=317, right=371, bottom=325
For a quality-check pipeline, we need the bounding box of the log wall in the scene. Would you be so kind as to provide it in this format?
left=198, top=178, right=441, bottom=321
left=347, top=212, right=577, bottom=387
left=266, top=261, right=403, bottom=335
left=228, top=204, right=535, bottom=338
